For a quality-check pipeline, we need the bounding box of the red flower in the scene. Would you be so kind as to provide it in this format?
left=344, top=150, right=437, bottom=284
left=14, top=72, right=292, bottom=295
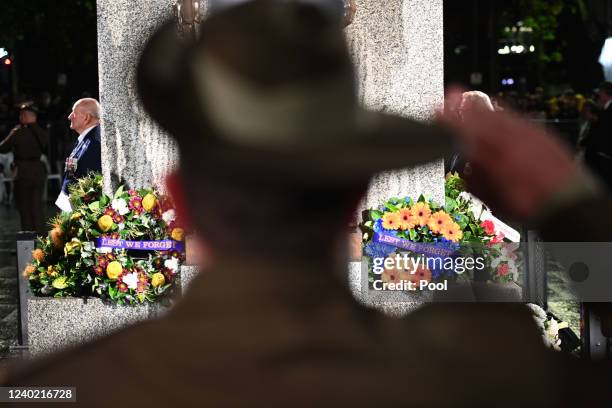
left=491, top=232, right=505, bottom=244
left=104, top=208, right=115, bottom=217
left=112, top=214, right=124, bottom=224
left=93, top=266, right=104, bottom=276
left=480, top=220, right=495, bottom=235
left=152, top=257, right=164, bottom=270
left=497, top=263, right=509, bottom=276
left=162, top=268, right=175, bottom=283
left=117, top=282, right=128, bottom=293
left=97, top=256, right=108, bottom=268
left=129, top=196, right=144, bottom=214
left=128, top=188, right=139, bottom=197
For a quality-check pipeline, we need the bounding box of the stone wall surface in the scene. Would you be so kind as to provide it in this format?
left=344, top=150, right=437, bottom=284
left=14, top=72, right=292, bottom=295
left=346, top=0, right=445, bottom=208
left=345, top=0, right=444, bottom=314
left=27, top=297, right=163, bottom=357
left=97, top=0, right=181, bottom=193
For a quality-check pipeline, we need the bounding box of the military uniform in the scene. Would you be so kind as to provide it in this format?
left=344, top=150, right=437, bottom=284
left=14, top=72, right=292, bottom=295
left=0, top=123, right=48, bottom=234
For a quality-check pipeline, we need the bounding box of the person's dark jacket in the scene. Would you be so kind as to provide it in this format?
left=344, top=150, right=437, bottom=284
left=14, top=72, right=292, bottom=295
left=0, top=123, right=48, bottom=180
left=60, top=125, right=102, bottom=193
left=584, top=105, right=612, bottom=188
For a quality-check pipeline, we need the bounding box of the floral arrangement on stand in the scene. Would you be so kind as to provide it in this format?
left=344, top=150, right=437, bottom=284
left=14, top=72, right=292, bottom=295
left=23, top=173, right=185, bottom=305
left=359, top=173, right=520, bottom=289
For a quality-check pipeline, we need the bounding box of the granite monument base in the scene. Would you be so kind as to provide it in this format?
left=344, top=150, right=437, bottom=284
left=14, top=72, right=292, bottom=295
left=27, top=266, right=199, bottom=358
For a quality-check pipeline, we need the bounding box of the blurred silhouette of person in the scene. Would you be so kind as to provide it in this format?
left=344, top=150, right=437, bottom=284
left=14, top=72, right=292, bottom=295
left=55, top=98, right=102, bottom=212
left=446, top=91, right=494, bottom=176
left=584, top=82, right=612, bottom=189
left=4, top=2, right=612, bottom=406
left=0, top=104, right=48, bottom=234
left=576, top=99, right=599, bottom=161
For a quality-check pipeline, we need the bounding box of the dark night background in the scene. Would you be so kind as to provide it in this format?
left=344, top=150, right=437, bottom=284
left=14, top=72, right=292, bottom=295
left=0, top=0, right=611, bottom=116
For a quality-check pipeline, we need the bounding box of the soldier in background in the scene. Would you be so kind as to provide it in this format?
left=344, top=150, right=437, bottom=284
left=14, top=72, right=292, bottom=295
left=0, top=104, right=49, bottom=235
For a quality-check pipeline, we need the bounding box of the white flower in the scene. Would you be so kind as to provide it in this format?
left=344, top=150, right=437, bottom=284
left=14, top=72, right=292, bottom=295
left=164, top=257, right=179, bottom=273
left=118, top=223, right=125, bottom=231
left=162, top=209, right=176, bottom=224
left=527, top=303, right=547, bottom=322
left=112, top=198, right=129, bottom=215
left=123, top=272, right=138, bottom=290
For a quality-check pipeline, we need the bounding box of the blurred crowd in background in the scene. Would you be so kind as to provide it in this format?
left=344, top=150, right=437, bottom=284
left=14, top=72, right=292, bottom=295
left=0, top=90, right=93, bottom=205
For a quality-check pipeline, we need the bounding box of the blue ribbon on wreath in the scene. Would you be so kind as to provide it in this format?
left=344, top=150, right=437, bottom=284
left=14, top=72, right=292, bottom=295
left=95, top=237, right=184, bottom=252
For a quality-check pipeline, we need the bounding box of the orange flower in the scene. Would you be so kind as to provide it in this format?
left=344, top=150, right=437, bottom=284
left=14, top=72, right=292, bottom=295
left=382, top=212, right=401, bottom=230
left=32, top=249, right=45, bottom=262
left=441, top=222, right=463, bottom=243
left=50, top=225, right=64, bottom=249
left=23, top=265, right=36, bottom=278
left=171, top=228, right=185, bottom=241
left=427, top=211, right=452, bottom=234
left=381, top=267, right=401, bottom=284
left=398, top=208, right=416, bottom=230
left=411, top=202, right=432, bottom=226
left=390, top=264, right=433, bottom=288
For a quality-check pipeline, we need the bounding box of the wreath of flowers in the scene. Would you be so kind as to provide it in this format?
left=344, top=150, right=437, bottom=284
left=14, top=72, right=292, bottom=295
left=359, top=174, right=520, bottom=289
left=24, top=173, right=185, bottom=305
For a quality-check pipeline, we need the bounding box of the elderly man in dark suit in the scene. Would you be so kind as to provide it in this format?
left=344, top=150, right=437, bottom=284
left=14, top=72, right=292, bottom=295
left=4, top=1, right=612, bottom=406
left=55, top=98, right=102, bottom=212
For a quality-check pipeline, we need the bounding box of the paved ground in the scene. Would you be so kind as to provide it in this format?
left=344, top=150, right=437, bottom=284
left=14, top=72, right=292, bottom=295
left=0, top=202, right=58, bottom=368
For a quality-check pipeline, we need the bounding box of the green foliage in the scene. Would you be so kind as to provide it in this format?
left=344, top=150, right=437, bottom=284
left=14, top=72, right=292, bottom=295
left=499, top=0, right=587, bottom=65
left=25, top=173, right=184, bottom=306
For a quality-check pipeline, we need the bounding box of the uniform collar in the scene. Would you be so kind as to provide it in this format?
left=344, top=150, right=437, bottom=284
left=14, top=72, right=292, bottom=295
left=77, top=125, right=97, bottom=144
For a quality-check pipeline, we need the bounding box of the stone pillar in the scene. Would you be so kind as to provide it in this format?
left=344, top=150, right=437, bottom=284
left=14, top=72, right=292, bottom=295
left=346, top=0, right=445, bottom=207
left=97, top=0, right=184, bottom=193
left=345, top=0, right=445, bottom=314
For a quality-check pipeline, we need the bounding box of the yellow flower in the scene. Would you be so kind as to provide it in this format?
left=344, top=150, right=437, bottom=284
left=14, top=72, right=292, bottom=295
left=64, top=238, right=82, bottom=257
left=398, top=208, right=416, bottom=230
left=32, top=249, right=45, bottom=262
left=382, top=212, right=401, bottom=230
left=70, top=212, right=82, bottom=222
left=23, top=265, right=36, bottom=278
left=171, top=228, right=185, bottom=241
left=427, top=211, right=452, bottom=234
left=52, top=276, right=68, bottom=290
left=97, top=215, right=114, bottom=232
left=142, top=194, right=157, bottom=212
left=151, top=272, right=165, bottom=288
left=47, top=265, right=59, bottom=278
left=411, top=202, right=432, bottom=226
left=106, top=261, right=123, bottom=280
left=441, top=222, right=463, bottom=243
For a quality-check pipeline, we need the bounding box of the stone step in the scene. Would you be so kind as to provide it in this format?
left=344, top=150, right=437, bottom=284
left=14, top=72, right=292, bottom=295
left=0, top=305, right=15, bottom=321
left=0, top=267, right=17, bottom=279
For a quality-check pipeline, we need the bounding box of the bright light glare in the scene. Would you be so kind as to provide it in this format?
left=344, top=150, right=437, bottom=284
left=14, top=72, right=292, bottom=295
left=599, top=38, right=612, bottom=81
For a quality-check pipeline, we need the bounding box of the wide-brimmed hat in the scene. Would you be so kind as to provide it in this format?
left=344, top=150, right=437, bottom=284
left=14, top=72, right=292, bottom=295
left=18, top=102, right=38, bottom=114
left=137, top=0, right=452, bottom=180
